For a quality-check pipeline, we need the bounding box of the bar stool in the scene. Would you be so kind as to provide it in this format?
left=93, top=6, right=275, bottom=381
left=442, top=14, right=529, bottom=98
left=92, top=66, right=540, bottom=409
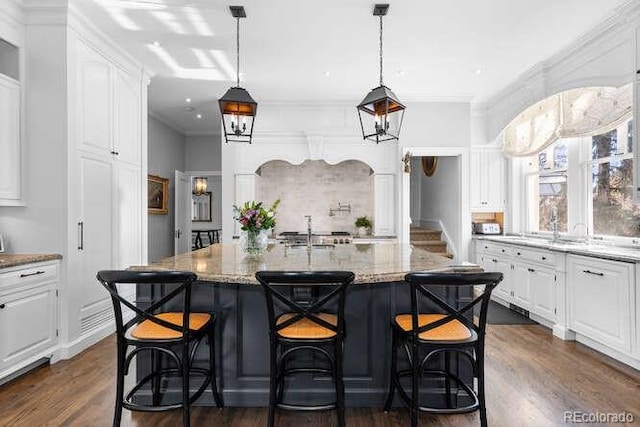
left=383, top=272, right=503, bottom=427
left=255, top=271, right=355, bottom=427
left=96, top=270, right=224, bottom=427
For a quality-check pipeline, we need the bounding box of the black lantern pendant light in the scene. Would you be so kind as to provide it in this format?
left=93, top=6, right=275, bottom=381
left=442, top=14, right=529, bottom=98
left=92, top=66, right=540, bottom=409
left=218, top=6, right=257, bottom=144
left=357, top=4, right=405, bottom=143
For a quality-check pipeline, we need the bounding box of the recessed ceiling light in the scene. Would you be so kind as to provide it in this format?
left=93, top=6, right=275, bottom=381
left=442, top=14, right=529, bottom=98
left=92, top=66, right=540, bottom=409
left=397, top=70, right=406, bottom=76
left=186, top=98, right=191, bottom=103
left=324, top=71, right=331, bottom=77
left=475, top=69, right=482, bottom=75
left=185, top=106, right=195, bottom=112
left=153, top=40, right=161, bottom=46
left=196, top=114, right=202, bottom=119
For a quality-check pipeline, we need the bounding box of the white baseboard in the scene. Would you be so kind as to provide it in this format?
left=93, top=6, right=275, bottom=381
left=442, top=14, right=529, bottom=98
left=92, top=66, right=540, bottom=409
left=55, top=320, right=115, bottom=361
left=575, top=333, right=640, bottom=370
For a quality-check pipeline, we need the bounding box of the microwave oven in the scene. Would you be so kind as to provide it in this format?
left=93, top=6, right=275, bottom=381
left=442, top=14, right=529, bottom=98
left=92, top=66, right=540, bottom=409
left=473, top=222, right=501, bottom=235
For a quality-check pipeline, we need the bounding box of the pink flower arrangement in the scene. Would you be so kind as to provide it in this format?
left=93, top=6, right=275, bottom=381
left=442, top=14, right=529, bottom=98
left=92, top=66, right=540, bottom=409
left=233, top=200, right=280, bottom=232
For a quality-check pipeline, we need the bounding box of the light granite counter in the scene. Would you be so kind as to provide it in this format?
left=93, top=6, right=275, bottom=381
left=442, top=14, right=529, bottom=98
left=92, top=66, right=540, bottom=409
left=0, top=254, right=62, bottom=269
left=474, top=235, right=640, bottom=263
left=132, top=242, right=478, bottom=284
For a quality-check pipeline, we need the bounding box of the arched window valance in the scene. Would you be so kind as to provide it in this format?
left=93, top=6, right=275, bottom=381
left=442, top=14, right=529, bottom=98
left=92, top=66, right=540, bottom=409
left=503, top=84, right=632, bottom=157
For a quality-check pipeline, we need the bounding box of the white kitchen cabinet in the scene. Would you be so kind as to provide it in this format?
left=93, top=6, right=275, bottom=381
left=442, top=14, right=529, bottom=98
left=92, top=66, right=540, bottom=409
left=0, top=74, right=21, bottom=204
left=67, top=36, right=144, bottom=340
left=373, top=174, right=395, bottom=236
left=74, top=40, right=141, bottom=166
left=0, top=261, right=59, bottom=381
left=529, top=265, right=556, bottom=322
left=567, top=255, right=634, bottom=354
left=474, top=240, right=558, bottom=323
left=512, top=261, right=532, bottom=310
left=470, top=146, right=506, bottom=211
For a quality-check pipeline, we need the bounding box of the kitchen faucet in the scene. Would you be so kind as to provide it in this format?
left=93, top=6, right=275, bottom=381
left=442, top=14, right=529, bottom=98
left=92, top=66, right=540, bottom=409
left=550, top=206, right=559, bottom=241
left=305, top=215, right=312, bottom=247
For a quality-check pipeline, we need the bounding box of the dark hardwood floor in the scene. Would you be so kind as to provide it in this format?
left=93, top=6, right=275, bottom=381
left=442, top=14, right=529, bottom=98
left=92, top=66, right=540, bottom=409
left=1, top=324, right=639, bottom=426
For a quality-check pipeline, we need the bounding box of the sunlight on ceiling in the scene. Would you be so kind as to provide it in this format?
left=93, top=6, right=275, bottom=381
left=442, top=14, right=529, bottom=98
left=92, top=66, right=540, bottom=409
left=148, top=43, right=227, bottom=81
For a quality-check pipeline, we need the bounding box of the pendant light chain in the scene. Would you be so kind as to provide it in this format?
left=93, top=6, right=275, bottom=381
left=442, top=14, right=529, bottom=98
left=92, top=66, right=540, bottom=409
left=236, top=16, right=240, bottom=87
left=379, top=15, right=384, bottom=87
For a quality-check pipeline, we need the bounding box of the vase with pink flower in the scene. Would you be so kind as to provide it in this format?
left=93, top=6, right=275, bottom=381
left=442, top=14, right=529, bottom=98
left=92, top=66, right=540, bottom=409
left=233, top=199, right=280, bottom=254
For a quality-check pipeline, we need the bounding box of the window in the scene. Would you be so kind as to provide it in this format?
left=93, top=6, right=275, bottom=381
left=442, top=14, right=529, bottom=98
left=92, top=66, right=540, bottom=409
left=587, top=122, right=640, bottom=237
left=522, top=119, right=640, bottom=239
left=526, top=141, right=568, bottom=232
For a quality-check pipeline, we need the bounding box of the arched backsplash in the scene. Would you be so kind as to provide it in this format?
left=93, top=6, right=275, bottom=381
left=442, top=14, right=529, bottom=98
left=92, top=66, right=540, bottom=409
left=255, top=159, right=374, bottom=234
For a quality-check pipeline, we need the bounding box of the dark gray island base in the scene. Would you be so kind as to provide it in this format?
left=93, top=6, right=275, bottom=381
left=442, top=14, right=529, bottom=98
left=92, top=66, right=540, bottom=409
left=133, top=243, right=479, bottom=407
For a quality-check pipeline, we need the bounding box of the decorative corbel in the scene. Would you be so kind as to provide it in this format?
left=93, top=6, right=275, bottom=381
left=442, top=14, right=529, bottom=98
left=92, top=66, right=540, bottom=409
left=401, top=151, right=411, bottom=173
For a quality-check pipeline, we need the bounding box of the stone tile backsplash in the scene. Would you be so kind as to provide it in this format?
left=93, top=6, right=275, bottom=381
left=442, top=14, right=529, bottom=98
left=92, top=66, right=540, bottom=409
left=255, top=160, right=374, bottom=234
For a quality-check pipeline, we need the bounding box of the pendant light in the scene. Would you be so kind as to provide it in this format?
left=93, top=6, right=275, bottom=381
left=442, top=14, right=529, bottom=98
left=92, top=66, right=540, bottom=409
left=357, top=4, right=405, bottom=143
left=193, top=177, right=208, bottom=195
left=218, top=6, right=257, bottom=144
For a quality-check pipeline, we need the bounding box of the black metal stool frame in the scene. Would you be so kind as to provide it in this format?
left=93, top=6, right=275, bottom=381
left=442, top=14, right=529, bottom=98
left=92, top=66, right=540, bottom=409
left=255, top=271, right=355, bottom=427
left=96, top=270, right=223, bottom=427
left=383, top=272, right=503, bottom=427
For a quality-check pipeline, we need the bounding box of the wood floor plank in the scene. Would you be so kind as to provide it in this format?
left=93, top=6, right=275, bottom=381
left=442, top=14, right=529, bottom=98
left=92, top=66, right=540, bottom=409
left=0, top=324, right=638, bottom=426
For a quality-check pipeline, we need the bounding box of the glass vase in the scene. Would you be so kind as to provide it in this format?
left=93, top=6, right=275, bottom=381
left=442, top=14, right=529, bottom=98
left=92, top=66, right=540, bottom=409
left=239, top=229, right=269, bottom=255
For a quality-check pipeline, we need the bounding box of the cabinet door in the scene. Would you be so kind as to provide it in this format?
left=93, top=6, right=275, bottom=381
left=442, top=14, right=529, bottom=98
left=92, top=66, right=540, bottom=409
left=76, top=41, right=112, bottom=157
left=373, top=174, right=395, bottom=236
left=0, top=284, right=56, bottom=372
left=114, top=161, right=141, bottom=269
left=512, top=261, right=532, bottom=310
left=113, top=69, right=141, bottom=165
left=492, top=256, right=513, bottom=302
left=485, top=150, right=505, bottom=209
left=0, top=75, right=20, bottom=202
left=568, top=256, right=633, bottom=353
left=76, top=152, right=113, bottom=328
left=530, top=266, right=556, bottom=321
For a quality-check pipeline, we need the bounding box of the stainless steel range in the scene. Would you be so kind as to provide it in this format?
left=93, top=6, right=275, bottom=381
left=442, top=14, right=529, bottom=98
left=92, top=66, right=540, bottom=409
left=277, top=231, right=352, bottom=245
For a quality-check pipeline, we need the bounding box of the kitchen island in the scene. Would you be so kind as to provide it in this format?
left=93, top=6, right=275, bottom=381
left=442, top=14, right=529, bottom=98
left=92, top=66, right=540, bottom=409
left=132, top=243, right=480, bottom=407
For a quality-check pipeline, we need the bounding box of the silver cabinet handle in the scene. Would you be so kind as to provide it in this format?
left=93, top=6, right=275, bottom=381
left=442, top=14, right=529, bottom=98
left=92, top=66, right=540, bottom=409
left=78, top=221, right=84, bottom=250
left=20, top=270, right=45, bottom=278
left=583, top=269, right=604, bottom=276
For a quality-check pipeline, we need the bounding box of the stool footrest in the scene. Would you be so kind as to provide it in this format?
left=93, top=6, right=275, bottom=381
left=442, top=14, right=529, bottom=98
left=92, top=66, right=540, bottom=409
left=277, top=402, right=337, bottom=411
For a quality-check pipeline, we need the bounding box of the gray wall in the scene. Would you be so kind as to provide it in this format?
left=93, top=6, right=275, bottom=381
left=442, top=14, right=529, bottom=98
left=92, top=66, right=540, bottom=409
left=185, top=134, right=221, bottom=171
left=148, top=116, right=185, bottom=262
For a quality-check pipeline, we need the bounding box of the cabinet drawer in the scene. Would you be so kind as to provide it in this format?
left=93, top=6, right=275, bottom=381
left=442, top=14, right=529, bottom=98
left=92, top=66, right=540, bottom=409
left=478, top=242, right=511, bottom=256
left=0, top=263, right=59, bottom=292
left=512, top=247, right=555, bottom=266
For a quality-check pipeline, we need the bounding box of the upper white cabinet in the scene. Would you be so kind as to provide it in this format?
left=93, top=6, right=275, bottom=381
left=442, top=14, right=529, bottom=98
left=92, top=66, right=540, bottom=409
left=75, top=41, right=141, bottom=166
left=470, top=146, right=506, bottom=211
left=0, top=75, right=20, bottom=204
left=567, top=255, right=634, bottom=354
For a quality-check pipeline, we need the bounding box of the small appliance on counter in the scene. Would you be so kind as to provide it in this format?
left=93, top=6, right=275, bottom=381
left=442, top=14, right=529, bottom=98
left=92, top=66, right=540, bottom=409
left=472, top=222, right=501, bottom=235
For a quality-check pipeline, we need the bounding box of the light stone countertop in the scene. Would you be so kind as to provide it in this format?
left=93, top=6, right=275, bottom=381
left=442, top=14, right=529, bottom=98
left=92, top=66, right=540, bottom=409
left=131, top=243, right=480, bottom=285
left=0, top=253, right=63, bottom=269
left=475, top=235, right=640, bottom=263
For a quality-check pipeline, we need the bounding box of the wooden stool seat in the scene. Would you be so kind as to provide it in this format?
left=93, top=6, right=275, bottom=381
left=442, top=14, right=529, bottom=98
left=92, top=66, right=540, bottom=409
left=276, top=313, right=337, bottom=339
left=394, top=314, right=472, bottom=341
left=131, top=312, right=212, bottom=340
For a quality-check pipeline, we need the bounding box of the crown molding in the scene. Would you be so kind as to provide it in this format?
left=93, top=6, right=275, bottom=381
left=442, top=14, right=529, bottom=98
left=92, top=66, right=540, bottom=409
left=483, top=0, right=639, bottom=111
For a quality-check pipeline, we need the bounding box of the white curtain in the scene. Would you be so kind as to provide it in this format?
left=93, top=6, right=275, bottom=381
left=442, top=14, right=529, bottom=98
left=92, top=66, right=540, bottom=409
left=503, top=83, right=632, bottom=157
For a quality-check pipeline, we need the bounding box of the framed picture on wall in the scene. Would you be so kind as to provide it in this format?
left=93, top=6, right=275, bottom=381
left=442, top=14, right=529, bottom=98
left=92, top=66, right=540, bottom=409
left=148, top=174, right=169, bottom=215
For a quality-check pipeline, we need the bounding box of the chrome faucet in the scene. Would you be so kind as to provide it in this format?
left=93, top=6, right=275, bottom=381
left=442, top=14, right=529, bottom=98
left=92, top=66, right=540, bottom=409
left=550, top=207, right=559, bottom=241
left=305, top=215, right=312, bottom=247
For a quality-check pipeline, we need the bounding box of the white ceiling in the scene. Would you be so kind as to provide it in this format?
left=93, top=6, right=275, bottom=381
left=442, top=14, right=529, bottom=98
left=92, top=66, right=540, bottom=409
left=75, top=0, right=630, bottom=134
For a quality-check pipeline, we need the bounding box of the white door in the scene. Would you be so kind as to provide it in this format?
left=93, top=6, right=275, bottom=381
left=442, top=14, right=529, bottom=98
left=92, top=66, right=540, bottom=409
left=174, top=171, right=191, bottom=255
